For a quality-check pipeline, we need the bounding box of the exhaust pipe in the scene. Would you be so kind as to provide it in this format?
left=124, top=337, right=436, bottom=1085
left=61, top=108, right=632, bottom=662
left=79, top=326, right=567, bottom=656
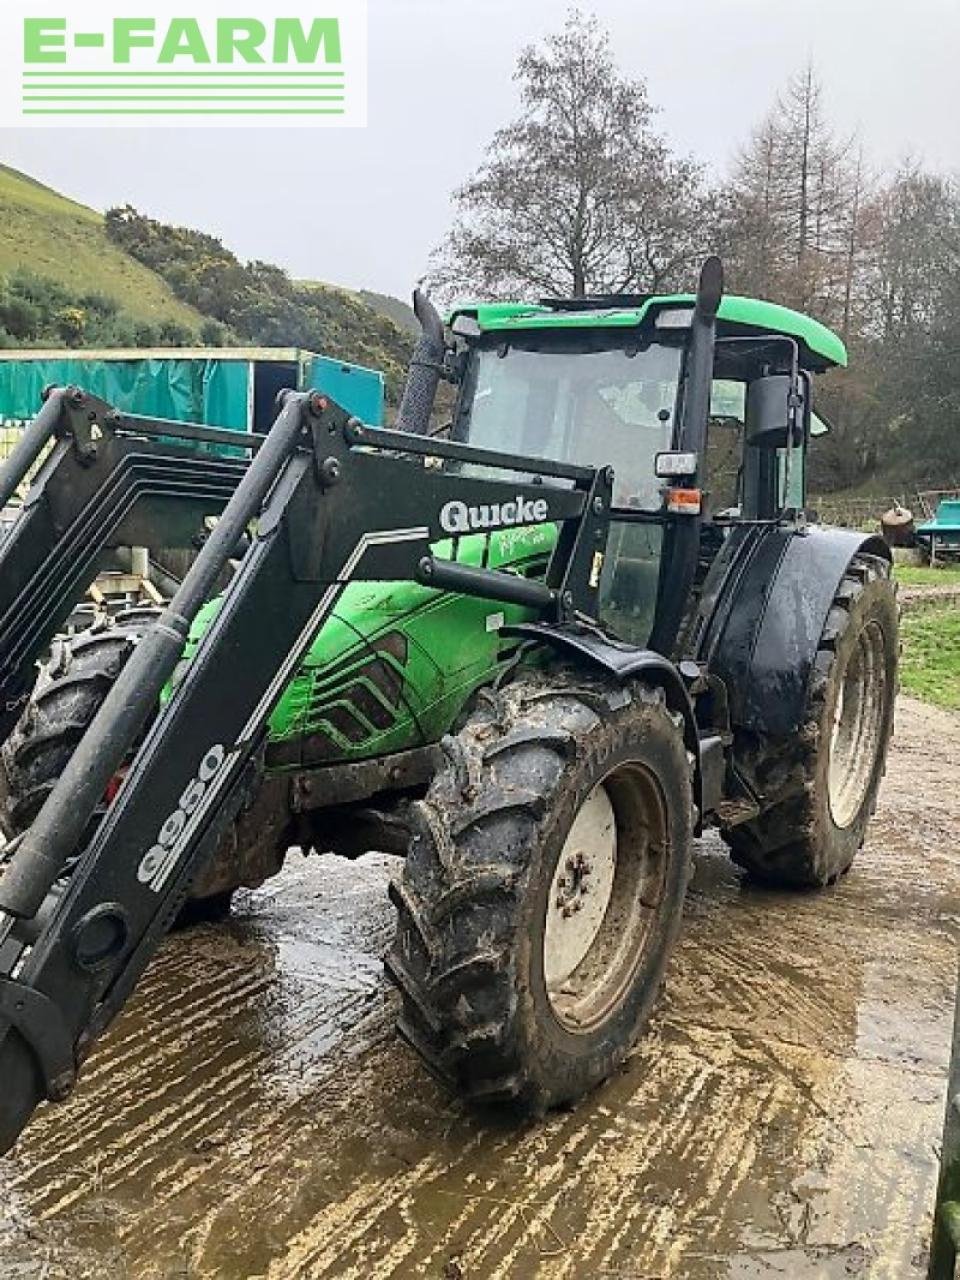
left=395, top=289, right=446, bottom=435
left=649, top=256, right=723, bottom=656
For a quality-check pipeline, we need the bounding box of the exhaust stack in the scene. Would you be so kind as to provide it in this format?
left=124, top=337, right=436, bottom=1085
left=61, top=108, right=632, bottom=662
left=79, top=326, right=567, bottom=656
left=395, top=289, right=446, bottom=435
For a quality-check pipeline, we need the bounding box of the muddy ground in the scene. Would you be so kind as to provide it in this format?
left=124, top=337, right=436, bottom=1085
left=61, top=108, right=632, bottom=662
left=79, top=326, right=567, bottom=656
left=0, top=694, right=957, bottom=1279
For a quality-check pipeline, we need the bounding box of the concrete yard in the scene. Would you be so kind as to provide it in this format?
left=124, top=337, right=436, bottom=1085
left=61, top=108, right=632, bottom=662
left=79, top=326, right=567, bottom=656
left=0, top=695, right=957, bottom=1278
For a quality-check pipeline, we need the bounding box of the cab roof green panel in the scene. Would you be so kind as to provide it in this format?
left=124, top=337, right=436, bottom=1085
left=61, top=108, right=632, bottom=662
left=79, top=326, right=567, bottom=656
left=450, top=293, right=847, bottom=369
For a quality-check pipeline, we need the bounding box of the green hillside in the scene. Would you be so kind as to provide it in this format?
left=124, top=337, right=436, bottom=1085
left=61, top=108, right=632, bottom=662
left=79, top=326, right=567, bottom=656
left=105, top=205, right=414, bottom=401
left=0, top=165, right=203, bottom=329
left=0, top=166, right=414, bottom=401
left=357, top=289, right=418, bottom=336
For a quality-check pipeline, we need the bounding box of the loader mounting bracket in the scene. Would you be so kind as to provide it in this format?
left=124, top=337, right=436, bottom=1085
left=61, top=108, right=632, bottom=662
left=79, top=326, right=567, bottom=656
left=0, top=977, right=75, bottom=1100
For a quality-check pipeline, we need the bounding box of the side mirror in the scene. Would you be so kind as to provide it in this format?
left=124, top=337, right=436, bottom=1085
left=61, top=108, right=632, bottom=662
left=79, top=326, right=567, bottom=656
left=744, top=374, right=806, bottom=449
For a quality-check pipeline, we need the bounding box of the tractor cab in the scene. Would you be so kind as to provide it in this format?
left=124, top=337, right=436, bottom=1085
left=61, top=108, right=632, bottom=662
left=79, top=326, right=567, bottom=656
left=447, top=289, right=847, bottom=650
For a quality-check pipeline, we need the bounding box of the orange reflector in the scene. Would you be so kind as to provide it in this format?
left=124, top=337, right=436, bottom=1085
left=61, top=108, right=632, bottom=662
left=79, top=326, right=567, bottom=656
left=667, top=487, right=702, bottom=515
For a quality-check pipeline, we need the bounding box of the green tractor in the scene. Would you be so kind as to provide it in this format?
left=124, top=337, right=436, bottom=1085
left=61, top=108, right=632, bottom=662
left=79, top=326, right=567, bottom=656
left=0, top=258, right=897, bottom=1148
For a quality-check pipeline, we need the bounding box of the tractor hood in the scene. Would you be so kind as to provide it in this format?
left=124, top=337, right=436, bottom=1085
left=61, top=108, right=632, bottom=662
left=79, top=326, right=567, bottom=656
left=169, top=523, right=558, bottom=769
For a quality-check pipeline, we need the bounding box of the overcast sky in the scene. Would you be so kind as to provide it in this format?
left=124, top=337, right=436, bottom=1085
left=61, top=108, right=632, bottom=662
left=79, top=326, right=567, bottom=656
left=1, top=0, right=957, bottom=300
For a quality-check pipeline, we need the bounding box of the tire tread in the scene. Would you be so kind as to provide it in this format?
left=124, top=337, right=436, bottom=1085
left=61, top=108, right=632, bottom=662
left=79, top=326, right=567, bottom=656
left=385, top=673, right=690, bottom=1110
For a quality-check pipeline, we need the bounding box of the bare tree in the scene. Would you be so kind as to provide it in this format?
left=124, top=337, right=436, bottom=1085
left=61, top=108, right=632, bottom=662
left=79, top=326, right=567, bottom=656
left=839, top=146, right=868, bottom=344
left=860, top=161, right=959, bottom=342
left=430, top=10, right=711, bottom=300
left=719, top=114, right=792, bottom=299
left=722, top=63, right=855, bottom=317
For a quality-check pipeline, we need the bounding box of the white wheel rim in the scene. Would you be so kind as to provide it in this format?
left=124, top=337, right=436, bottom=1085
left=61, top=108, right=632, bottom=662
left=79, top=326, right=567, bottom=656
left=827, top=620, right=887, bottom=829
left=541, top=763, right=669, bottom=1034
left=544, top=784, right=617, bottom=990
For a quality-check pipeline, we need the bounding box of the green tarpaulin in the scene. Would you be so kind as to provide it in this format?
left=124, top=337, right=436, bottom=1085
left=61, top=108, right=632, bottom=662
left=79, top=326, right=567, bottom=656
left=0, top=357, right=250, bottom=431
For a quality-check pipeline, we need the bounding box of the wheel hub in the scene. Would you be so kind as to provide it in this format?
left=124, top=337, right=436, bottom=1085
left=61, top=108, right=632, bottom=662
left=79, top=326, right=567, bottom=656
left=544, top=786, right=617, bottom=991
left=542, top=766, right=668, bottom=1034
left=555, top=851, right=592, bottom=916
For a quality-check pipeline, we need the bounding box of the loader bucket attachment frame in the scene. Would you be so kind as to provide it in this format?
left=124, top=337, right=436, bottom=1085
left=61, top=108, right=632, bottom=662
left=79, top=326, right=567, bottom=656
left=0, top=387, right=264, bottom=743
left=0, top=387, right=614, bottom=1153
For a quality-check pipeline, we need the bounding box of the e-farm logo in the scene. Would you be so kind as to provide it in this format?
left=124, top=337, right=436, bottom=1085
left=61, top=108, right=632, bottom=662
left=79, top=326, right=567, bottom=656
left=0, top=1, right=366, bottom=127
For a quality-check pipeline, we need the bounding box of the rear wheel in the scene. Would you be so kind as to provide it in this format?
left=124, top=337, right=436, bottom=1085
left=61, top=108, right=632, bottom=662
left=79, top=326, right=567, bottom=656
left=723, top=553, right=897, bottom=888
left=385, top=673, right=693, bottom=1111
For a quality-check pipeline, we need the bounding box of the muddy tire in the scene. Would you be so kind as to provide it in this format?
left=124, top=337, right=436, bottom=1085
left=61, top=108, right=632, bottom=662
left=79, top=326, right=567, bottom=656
left=0, top=609, right=245, bottom=914
left=723, top=553, right=897, bottom=888
left=385, top=673, right=693, bottom=1112
left=0, top=607, right=163, bottom=841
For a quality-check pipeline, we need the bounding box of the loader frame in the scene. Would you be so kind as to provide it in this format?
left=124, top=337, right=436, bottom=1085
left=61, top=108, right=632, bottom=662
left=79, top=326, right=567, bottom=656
left=0, top=387, right=261, bottom=742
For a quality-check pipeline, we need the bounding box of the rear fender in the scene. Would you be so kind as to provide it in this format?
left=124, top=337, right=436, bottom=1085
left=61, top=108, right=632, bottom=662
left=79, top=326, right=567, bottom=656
left=703, top=526, right=891, bottom=738
left=501, top=621, right=704, bottom=826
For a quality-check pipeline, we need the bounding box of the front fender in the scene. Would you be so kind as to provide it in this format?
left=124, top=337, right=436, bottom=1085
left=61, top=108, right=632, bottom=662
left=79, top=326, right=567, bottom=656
left=703, top=525, right=890, bottom=738
left=501, top=621, right=703, bottom=823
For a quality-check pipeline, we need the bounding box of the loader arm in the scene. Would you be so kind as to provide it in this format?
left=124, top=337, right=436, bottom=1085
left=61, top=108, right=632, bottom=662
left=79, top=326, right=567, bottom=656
left=0, top=388, right=612, bottom=1153
left=0, top=387, right=261, bottom=743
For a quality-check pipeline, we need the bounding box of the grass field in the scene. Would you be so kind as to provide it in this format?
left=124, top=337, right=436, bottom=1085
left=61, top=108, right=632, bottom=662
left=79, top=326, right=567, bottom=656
left=892, top=563, right=960, bottom=709
left=0, top=165, right=202, bottom=328
left=900, top=607, right=960, bottom=710
left=894, top=564, right=960, bottom=587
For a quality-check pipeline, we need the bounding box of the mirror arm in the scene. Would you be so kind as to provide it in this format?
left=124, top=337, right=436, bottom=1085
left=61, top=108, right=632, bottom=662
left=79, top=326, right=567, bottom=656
left=780, top=337, right=801, bottom=513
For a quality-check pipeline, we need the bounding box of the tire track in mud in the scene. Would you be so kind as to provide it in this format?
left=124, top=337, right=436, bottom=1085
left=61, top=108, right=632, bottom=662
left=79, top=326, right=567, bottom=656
left=1, top=698, right=958, bottom=1279
left=19, top=966, right=279, bottom=1206
left=3, top=855, right=399, bottom=1256
left=17, top=957, right=311, bottom=1212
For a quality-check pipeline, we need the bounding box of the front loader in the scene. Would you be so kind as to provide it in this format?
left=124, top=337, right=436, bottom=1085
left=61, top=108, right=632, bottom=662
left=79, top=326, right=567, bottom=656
left=0, top=388, right=257, bottom=743
left=0, top=258, right=898, bottom=1153
left=0, top=388, right=270, bottom=912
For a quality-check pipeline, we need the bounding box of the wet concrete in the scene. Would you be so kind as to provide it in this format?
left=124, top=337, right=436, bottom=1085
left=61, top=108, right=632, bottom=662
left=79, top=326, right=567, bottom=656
left=1, top=694, right=958, bottom=1278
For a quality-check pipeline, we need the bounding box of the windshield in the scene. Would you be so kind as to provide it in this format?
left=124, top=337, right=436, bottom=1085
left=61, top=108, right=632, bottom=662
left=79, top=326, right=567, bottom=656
left=455, top=340, right=683, bottom=510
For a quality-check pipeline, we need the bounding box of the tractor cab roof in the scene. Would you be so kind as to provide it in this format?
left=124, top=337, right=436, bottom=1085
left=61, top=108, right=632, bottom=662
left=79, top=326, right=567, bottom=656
left=448, top=293, right=847, bottom=371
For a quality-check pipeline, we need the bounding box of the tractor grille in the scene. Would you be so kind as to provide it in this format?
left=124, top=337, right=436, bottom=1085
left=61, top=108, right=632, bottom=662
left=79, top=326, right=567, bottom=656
left=301, top=630, right=409, bottom=764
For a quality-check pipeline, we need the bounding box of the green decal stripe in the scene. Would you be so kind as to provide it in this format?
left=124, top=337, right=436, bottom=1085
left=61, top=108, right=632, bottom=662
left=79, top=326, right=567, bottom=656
left=22, top=108, right=347, bottom=115
left=22, top=70, right=345, bottom=77
left=23, top=95, right=346, bottom=101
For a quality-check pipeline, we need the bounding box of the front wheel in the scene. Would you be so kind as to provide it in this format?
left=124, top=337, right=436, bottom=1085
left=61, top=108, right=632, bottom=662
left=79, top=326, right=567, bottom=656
left=385, top=673, right=693, bottom=1112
